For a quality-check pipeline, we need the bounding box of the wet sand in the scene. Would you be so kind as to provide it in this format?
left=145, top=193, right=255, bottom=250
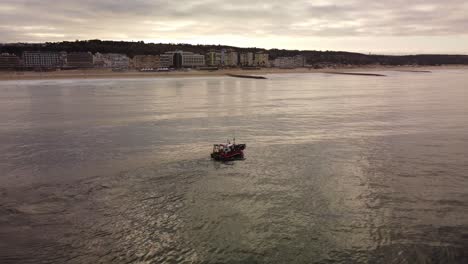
left=0, top=65, right=466, bottom=81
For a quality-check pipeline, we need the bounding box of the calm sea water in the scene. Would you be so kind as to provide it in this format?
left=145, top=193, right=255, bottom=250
left=0, top=71, right=467, bottom=263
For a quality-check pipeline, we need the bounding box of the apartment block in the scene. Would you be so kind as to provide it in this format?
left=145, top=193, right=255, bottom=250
left=273, top=55, right=305, bottom=68
left=0, top=53, right=20, bottom=69
left=254, top=52, right=269, bottom=67
left=133, top=55, right=160, bottom=69
left=239, top=52, right=254, bottom=66
left=206, top=51, right=222, bottom=66
left=161, top=51, right=205, bottom=68
left=225, top=51, right=238, bottom=66
left=67, top=52, right=93, bottom=68
left=23, top=51, right=63, bottom=68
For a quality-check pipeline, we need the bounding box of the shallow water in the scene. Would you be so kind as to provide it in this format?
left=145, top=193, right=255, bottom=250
left=1, top=71, right=467, bottom=263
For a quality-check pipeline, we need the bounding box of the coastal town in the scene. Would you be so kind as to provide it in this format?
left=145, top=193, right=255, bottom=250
left=0, top=49, right=306, bottom=71
left=1, top=40, right=468, bottom=75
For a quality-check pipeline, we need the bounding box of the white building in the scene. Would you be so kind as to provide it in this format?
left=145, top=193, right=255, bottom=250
left=160, top=51, right=205, bottom=68
left=160, top=54, right=172, bottom=68
left=182, top=53, right=205, bottom=67
left=273, top=55, right=305, bottom=68
left=23, top=51, right=64, bottom=68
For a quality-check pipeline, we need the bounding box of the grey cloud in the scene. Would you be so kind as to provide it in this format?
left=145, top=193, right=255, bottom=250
left=0, top=0, right=467, bottom=43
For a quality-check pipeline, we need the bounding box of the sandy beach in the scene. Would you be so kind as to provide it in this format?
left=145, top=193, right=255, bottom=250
left=0, top=65, right=467, bottom=81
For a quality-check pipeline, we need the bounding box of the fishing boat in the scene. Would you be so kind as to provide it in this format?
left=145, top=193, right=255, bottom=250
left=211, top=139, right=246, bottom=161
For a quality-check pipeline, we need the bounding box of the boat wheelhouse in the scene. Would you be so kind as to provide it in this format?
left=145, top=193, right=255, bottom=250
left=211, top=140, right=246, bottom=161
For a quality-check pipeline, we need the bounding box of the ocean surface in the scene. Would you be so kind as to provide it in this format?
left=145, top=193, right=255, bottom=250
left=0, top=70, right=467, bottom=263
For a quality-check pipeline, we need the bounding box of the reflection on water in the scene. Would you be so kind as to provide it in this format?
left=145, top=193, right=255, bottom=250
left=1, top=71, right=468, bottom=263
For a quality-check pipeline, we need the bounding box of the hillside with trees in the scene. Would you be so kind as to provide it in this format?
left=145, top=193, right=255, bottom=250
left=1, top=40, right=468, bottom=66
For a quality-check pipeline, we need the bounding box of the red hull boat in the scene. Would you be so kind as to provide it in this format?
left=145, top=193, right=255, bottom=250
left=211, top=140, right=246, bottom=161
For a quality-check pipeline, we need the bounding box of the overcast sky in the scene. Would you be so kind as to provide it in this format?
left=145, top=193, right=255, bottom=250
left=1, top=0, right=468, bottom=54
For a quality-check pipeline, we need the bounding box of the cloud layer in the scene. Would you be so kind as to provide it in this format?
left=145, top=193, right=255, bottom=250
left=1, top=0, right=467, bottom=53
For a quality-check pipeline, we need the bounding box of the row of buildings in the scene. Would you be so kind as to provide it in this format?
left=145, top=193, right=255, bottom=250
left=273, top=55, right=306, bottom=68
left=0, top=50, right=305, bottom=70
left=205, top=50, right=269, bottom=67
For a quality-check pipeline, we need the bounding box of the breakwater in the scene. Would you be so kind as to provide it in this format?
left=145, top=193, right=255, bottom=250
left=395, top=70, right=432, bottom=73
left=324, top=72, right=387, bottom=77
left=226, top=74, right=267, bottom=79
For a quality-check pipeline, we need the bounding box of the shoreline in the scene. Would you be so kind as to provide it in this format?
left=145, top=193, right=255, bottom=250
left=1, top=65, right=467, bottom=81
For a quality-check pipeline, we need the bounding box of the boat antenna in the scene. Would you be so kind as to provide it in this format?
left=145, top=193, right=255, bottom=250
left=233, top=128, right=236, bottom=144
